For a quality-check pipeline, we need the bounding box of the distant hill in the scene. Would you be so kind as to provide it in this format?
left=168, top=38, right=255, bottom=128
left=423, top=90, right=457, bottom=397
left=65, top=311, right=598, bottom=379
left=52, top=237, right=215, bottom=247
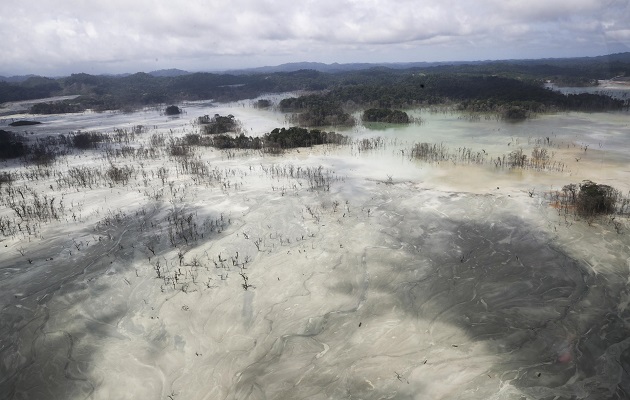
left=81, top=69, right=190, bottom=78
left=224, top=61, right=476, bottom=74
left=1, top=52, right=628, bottom=110
left=148, top=69, right=191, bottom=77
left=0, top=74, right=38, bottom=83
left=506, top=52, right=630, bottom=67
left=223, top=53, right=630, bottom=75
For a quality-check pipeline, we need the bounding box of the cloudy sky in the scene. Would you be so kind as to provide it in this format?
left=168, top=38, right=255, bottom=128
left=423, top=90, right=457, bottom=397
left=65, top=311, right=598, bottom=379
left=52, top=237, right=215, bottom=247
left=1, top=0, right=629, bottom=76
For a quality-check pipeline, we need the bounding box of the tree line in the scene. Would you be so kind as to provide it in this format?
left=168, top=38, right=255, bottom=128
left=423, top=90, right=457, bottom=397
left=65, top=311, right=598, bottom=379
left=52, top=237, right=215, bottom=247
left=180, top=126, right=349, bottom=151
left=1, top=57, right=628, bottom=115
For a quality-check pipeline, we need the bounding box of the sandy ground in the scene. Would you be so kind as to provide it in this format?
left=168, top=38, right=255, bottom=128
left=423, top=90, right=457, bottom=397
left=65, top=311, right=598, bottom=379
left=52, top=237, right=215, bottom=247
left=1, top=101, right=630, bottom=399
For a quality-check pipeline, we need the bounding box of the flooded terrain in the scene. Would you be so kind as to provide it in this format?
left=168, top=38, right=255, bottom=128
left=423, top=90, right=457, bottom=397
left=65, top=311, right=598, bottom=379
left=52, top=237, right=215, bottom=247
left=1, top=99, right=629, bottom=399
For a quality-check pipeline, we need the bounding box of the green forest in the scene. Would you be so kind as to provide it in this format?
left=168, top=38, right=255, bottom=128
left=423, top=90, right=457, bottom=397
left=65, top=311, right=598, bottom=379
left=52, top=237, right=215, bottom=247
left=362, top=108, right=410, bottom=123
left=1, top=53, right=629, bottom=121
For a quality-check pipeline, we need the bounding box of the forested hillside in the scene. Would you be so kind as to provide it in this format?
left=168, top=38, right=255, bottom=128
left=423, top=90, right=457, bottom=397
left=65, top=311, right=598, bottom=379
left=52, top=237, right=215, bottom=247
left=1, top=54, right=628, bottom=116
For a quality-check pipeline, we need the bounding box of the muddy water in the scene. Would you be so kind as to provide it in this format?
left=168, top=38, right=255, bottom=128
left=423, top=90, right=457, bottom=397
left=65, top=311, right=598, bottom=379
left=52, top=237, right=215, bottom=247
left=1, top=102, right=629, bottom=399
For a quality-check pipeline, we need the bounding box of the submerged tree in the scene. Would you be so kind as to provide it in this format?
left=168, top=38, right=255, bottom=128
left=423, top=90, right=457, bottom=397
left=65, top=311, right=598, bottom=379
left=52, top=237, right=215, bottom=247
left=362, top=108, right=410, bottom=123
left=576, top=180, right=620, bottom=217
left=165, top=105, right=182, bottom=115
left=199, top=114, right=241, bottom=134
left=508, top=148, right=527, bottom=168
left=530, top=146, right=550, bottom=169
left=502, top=106, right=528, bottom=122
left=254, top=99, right=271, bottom=108
left=0, top=130, right=28, bottom=160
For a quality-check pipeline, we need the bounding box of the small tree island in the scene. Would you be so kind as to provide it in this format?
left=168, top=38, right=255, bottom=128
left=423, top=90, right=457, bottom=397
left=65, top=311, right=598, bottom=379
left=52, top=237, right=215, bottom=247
left=164, top=105, right=182, bottom=115
left=362, top=108, right=410, bottom=124
left=198, top=114, right=241, bottom=134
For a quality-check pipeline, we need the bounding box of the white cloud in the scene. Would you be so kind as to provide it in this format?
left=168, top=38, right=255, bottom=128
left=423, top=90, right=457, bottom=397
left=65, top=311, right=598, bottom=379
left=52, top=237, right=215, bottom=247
left=0, top=0, right=628, bottom=75
left=607, top=29, right=630, bottom=40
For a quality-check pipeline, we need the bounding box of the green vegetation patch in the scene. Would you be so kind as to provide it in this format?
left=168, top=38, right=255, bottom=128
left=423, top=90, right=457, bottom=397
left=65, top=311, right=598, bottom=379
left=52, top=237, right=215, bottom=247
left=31, top=101, right=86, bottom=114
left=164, top=105, right=182, bottom=115
left=279, top=96, right=355, bottom=127
left=0, top=130, right=28, bottom=160
left=264, top=127, right=349, bottom=148
left=362, top=108, right=410, bottom=123
left=199, top=114, right=241, bottom=134
left=556, top=181, right=626, bottom=218
left=576, top=181, right=621, bottom=216
left=183, top=126, right=348, bottom=151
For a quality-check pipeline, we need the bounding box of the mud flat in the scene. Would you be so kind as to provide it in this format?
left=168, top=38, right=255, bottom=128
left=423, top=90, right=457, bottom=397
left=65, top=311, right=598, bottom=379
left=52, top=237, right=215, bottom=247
left=1, top=101, right=629, bottom=399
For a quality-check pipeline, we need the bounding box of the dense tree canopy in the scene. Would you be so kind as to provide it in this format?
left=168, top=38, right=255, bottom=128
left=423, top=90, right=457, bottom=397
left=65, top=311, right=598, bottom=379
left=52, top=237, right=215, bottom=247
left=362, top=108, right=410, bottom=123
left=263, top=127, right=348, bottom=147
left=199, top=114, right=240, bottom=134
left=164, top=105, right=182, bottom=115
left=576, top=181, right=620, bottom=216
left=279, top=96, right=355, bottom=127
left=254, top=99, right=271, bottom=108
left=0, top=55, right=626, bottom=115
left=0, top=130, right=28, bottom=160
left=30, top=102, right=85, bottom=114
left=185, top=126, right=348, bottom=150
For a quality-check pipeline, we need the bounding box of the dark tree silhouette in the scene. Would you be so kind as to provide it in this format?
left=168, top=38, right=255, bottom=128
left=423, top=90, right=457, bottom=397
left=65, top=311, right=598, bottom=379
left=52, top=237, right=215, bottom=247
left=165, top=105, right=182, bottom=115
left=576, top=180, right=620, bottom=217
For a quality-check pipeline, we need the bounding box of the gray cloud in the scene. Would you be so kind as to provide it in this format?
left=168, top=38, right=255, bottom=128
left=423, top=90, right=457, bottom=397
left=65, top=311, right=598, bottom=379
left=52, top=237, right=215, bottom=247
left=0, top=0, right=628, bottom=75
